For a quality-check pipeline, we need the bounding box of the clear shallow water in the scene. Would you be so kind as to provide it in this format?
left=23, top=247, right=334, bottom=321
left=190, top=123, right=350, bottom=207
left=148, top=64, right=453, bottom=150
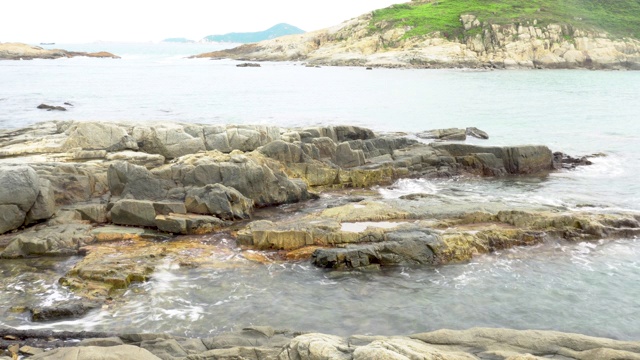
left=3, top=238, right=638, bottom=340
left=1, top=43, right=639, bottom=339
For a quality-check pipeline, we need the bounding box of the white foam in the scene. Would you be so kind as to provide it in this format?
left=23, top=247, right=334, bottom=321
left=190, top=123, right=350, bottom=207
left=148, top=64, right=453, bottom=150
left=378, top=178, right=438, bottom=199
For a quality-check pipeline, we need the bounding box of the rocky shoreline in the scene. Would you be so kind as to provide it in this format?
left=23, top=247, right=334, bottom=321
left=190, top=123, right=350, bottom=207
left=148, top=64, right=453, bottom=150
left=2, top=326, right=640, bottom=359
left=192, top=13, right=640, bottom=70
left=0, top=43, right=119, bottom=60
left=1, top=120, right=639, bottom=358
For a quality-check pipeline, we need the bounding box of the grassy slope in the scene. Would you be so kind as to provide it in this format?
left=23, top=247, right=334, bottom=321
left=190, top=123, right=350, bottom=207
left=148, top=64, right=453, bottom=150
left=370, top=0, right=640, bottom=40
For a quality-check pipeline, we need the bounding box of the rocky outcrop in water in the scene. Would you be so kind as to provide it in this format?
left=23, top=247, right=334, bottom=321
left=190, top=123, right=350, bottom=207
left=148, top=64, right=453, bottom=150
left=192, top=13, right=640, bottom=70
left=1, top=120, right=637, bottom=321
left=0, top=42, right=120, bottom=60
left=2, top=327, right=640, bottom=360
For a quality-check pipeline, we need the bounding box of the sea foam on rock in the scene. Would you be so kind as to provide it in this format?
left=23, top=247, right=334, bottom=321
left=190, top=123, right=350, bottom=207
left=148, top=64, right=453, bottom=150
left=2, top=120, right=636, bottom=318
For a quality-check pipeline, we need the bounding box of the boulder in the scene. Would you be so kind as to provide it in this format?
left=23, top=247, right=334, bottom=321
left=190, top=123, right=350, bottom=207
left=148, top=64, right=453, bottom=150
left=155, top=214, right=224, bottom=235
left=466, top=126, right=489, bottom=139
left=432, top=143, right=553, bottom=175
left=0, top=205, right=25, bottom=235
left=30, top=300, right=98, bottom=322
left=25, top=178, right=56, bottom=225
left=110, top=199, right=157, bottom=227
left=312, top=230, right=442, bottom=269
left=185, top=184, right=253, bottom=220
left=64, top=122, right=138, bottom=152
left=108, top=161, right=176, bottom=201
left=0, top=224, right=92, bottom=258
left=0, top=166, right=40, bottom=214
left=133, top=124, right=205, bottom=159
left=333, top=142, right=365, bottom=168
left=37, top=103, right=66, bottom=111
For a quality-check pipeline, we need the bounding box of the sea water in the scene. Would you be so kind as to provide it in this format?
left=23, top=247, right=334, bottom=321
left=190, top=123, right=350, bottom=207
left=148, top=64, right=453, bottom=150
left=0, top=42, right=639, bottom=339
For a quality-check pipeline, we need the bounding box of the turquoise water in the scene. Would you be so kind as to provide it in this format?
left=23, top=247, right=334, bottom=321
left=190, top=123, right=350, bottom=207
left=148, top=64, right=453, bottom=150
left=1, top=43, right=639, bottom=340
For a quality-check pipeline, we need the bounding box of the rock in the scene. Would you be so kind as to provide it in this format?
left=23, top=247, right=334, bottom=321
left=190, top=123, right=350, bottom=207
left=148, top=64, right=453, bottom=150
left=236, top=62, right=261, bottom=67
left=140, top=338, right=189, bottom=359
left=153, top=202, right=187, bottom=215
left=30, top=300, right=98, bottom=322
left=155, top=214, right=224, bottom=235
left=312, top=230, right=442, bottom=269
left=432, top=143, right=553, bottom=175
left=0, top=166, right=40, bottom=214
left=416, top=128, right=467, bottom=141
left=29, top=345, right=161, bottom=360
left=64, top=122, right=138, bottom=152
left=108, top=161, right=176, bottom=201
left=25, top=178, right=56, bottom=225
left=133, top=124, right=205, bottom=159
left=466, top=126, right=489, bottom=139
left=37, top=103, right=66, bottom=111
left=0, top=224, right=92, bottom=258
left=110, top=199, right=158, bottom=227
left=280, top=333, right=351, bottom=360
left=334, top=142, right=365, bottom=168
left=185, top=184, right=254, bottom=220
left=75, top=203, right=108, bottom=223
left=77, top=337, right=125, bottom=347
left=106, top=151, right=166, bottom=169
left=19, top=345, right=44, bottom=355
left=0, top=204, right=25, bottom=235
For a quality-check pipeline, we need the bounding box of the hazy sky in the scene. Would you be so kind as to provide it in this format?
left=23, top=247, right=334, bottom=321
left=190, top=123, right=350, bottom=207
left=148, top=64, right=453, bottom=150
left=2, top=0, right=402, bottom=43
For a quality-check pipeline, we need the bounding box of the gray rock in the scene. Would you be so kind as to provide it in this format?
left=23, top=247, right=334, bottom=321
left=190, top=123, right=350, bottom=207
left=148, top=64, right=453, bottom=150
left=0, top=204, right=25, bottom=234
left=313, top=230, right=442, bottom=269
left=110, top=199, right=157, bottom=227
left=106, top=151, right=166, bottom=169
left=179, top=155, right=311, bottom=207
left=75, top=203, right=108, bottom=223
left=155, top=214, right=224, bottom=235
left=25, top=178, right=56, bottom=225
left=432, top=143, right=553, bottom=175
left=78, top=337, right=125, bottom=347
left=108, top=161, right=176, bottom=201
left=30, top=300, right=98, bottom=322
left=64, top=122, right=138, bottom=152
left=0, top=166, right=40, bottom=212
left=466, top=126, right=489, bottom=139
left=153, top=202, right=187, bottom=215
left=133, top=124, right=205, bottom=159
left=185, top=184, right=253, bottom=220
left=259, top=140, right=305, bottom=163
left=0, top=224, right=92, bottom=258
left=333, top=142, right=365, bottom=168
left=416, top=128, right=467, bottom=141
left=140, top=338, right=188, bottom=359
left=29, top=345, right=161, bottom=360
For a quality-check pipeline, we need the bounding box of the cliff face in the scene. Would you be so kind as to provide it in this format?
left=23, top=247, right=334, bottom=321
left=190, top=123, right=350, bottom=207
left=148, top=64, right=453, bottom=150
left=194, top=13, right=640, bottom=69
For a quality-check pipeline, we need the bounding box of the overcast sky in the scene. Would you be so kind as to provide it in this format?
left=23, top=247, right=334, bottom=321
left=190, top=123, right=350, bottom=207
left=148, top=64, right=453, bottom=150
left=2, top=0, right=402, bottom=43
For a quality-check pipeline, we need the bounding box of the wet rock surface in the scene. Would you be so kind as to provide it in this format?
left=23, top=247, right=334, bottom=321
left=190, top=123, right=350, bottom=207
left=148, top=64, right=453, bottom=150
left=1, top=120, right=637, bottom=355
left=1, top=327, right=639, bottom=360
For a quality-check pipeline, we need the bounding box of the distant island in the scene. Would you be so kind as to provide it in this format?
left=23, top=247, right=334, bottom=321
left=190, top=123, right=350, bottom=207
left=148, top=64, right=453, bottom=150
left=193, top=0, right=640, bottom=69
left=0, top=42, right=120, bottom=60
left=162, top=37, right=196, bottom=43
left=201, top=23, right=305, bottom=43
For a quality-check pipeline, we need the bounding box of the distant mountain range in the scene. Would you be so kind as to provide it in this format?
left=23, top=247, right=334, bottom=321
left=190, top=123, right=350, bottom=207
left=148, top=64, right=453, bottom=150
left=201, top=23, right=305, bottom=43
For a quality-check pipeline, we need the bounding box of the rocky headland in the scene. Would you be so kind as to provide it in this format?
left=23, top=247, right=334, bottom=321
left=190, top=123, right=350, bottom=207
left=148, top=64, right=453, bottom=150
left=1, top=120, right=639, bottom=358
left=0, top=43, right=119, bottom=60
left=193, top=2, right=640, bottom=69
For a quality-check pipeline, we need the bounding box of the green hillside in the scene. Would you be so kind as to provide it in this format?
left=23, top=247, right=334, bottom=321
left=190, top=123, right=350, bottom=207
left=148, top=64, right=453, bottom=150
left=370, top=0, right=640, bottom=40
left=202, top=23, right=305, bottom=43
